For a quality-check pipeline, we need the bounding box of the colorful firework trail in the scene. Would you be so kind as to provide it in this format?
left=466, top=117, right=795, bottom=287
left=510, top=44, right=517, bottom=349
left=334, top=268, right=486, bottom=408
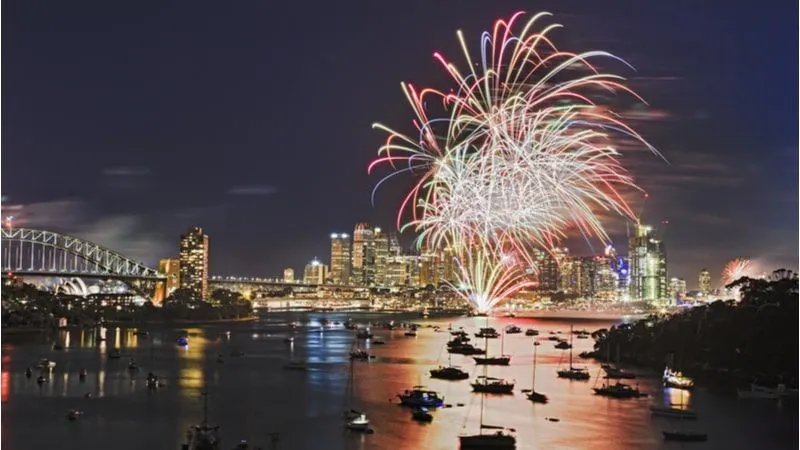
left=370, top=12, right=659, bottom=313
left=722, top=258, right=758, bottom=287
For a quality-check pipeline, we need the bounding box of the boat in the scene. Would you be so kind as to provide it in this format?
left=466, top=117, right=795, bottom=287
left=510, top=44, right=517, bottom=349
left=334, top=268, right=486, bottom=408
left=554, top=341, right=571, bottom=350
left=448, top=344, right=486, bottom=355
left=475, top=328, right=499, bottom=339
left=650, top=406, right=697, bottom=420
left=431, top=350, right=469, bottom=380
left=66, top=409, right=83, bottom=421
left=472, top=376, right=514, bottom=395
left=662, top=431, right=708, bottom=442
left=404, top=330, right=418, bottom=337
left=474, top=326, right=511, bottom=365
left=177, top=337, right=189, bottom=347
left=557, top=325, right=590, bottom=380
left=526, top=342, right=548, bottom=403
left=576, top=335, right=589, bottom=340
left=524, top=329, right=539, bottom=336
left=412, top=407, right=434, bottom=422
left=663, top=367, right=694, bottom=390
left=593, top=381, right=646, bottom=398
left=504, top=325, right=522, bottom=334
left=397, top=386, right=444, bottom=408
left=35, top=359, right=56, bottom=370
left=181, top=392, right=221, bottom=450
left=504, top=312, right=517, bottom=318
left=36, top=375, right=47, bottom=384
left=108, top=348, right=121, bottom=359
left=356, top=328, right=373, bottom=339
left=128, top=359, right=139, bottom=371
left=146, top=373, right=162, bottom=389
left=349, top=349, right=374, bottom=361
left=344, top=357, right=371, bottom=432
left=371, top=337, right=386, bottom=345
left=601, top=344, right=636, bottom=379
left=283, top=362, right=308, bottom=371
left=661, top=383, right=707, bottom=442
left=283, top=337, right=294, bottom=343
left=460, top=369, right=516, bottom=449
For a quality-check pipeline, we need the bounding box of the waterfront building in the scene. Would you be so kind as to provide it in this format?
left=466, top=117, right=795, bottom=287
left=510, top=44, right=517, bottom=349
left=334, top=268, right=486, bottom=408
left=698, top=268, right=711, bottom=295
left=303, top=258, right=328, bottom=285
left=158, top=257, right=180, bottom=297
left=628, top=224, right=667, bottom=304
left=179, top=226, right=209, bottom=300
left=283, top=268, right=295, bottom=283
left=329, top=233, right=351, bottom=284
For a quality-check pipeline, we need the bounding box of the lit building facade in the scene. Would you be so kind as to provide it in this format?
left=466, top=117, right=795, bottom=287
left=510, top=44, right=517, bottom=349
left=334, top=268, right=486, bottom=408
left=533, top=249, right=559, bottom=292
left=158, top=257, right=180, bottom=297
left=628, top=224, right=667, bottom=304
left=350, top=223, right=374, bottom=286
left=373, top=227, right=389, bottom=286
left=698, top=268, right=711, bottom=295
left=668, top=277, right=687, bottom=303
left=179, top=226, right=209, bottom=300
left=303, top=258, right=328, bottom=285
left=329, top=233, right=351, bottom=284
left=283, top=268, right=295, bottom=283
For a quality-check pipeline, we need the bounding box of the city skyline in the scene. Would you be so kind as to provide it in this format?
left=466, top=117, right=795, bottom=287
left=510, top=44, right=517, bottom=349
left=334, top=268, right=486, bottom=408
left=2, top=1, right=797, bottom=287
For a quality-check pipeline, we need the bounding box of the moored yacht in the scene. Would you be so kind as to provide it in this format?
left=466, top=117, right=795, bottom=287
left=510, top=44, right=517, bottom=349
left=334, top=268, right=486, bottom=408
left=397, top=386, right=444, bottom=408
left=593, top=381, right=646, bottom=399
left=471, top=376, right=514, bottom=395
left=663, top=367, right=694, bottom=390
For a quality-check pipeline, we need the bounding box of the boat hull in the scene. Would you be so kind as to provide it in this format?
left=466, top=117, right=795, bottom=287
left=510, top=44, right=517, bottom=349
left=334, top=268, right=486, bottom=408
left=662, top=431, right=708, bottom=442
left=649, top=407, right=697, bottom=420
left=471, top=384, right=515, bottom=395
left=526, top=391, right=548, bottom=403
left=473, top=357, right=511, bottom=366
left=460, top=434, right=516, bottom=449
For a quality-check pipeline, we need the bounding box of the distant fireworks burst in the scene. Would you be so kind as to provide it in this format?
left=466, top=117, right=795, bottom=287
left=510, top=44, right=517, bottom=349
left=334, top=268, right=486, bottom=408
left=722, top=258, right=758, bottom=287
left=370, top=11, right=659, bottom=313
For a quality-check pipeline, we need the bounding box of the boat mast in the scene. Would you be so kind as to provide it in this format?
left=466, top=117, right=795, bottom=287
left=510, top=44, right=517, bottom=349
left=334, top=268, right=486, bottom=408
left=201, top=391, right=209, bottom=427
left=569, top=324, right=574, bottom=369
left=532, top=342, right=538, bottom=390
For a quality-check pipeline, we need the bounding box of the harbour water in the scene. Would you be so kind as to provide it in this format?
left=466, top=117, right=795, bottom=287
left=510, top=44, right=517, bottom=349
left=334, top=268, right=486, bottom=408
left=2, top=312, right=797, bottom=449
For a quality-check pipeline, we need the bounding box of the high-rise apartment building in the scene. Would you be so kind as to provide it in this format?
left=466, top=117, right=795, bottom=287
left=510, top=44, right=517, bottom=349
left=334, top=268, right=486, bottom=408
left=303, top=258, right=328, bottom=285
left=158, top=257, right=180, bottom=297
left=698, top=268, right=711, bottom=295
left=628, top=224, right=667, bottom=304
left=283, top=268, right=295, bottom=283
left=179, top=226, right=209, bottom=300
left=329, top=233, right=351, bottom=284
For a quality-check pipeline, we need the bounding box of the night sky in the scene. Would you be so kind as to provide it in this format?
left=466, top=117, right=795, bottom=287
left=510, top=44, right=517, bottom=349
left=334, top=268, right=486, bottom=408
left=3, top=1, right=797, bottom=289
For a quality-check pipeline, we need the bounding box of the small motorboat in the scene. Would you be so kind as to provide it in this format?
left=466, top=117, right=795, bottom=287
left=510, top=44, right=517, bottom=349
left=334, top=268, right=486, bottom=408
left=349, top=349, right=374, bottom=361
left=177, top=337, right=189, bottom=347
left=555, top=341, right=571, bottom=350
left=662, top=431, right=708, bottom=442
left=412, top=407, right=433, bottom=423
left=475, top=328, right=499, bottom=339
left=345, top=411, right=370, bottom=432
left=36, top=375, right=47, bottom=384
left=35, top=359, right=56, bottom=370
left=504, top=325, right=522, bottom=334
left=371, top=337, right=386, bottom=345
left=146, top=373, right=162, bottom=389
left=430, top=366, right=469, bottom=380
left=66, top=409, right=83, bottom=421
left=404, top=330, right=417, bottom=337
left=397, top=387, right=444, bottom=408
left=525, top=329, right=539, bottom=336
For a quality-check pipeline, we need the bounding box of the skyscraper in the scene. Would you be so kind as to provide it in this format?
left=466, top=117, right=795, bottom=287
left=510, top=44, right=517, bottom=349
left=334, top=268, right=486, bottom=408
left=350, top=223, right=374, bottom=286
left=179, top=226, right=209, bottom=300
left=698, top=268, right=711, bottom=295
left=158, top=257, right=180, bottom=297
left=329, top=233, right=351, bottom=284
left=303, top=258, right=328, bottom=284
left=628, top=223, right=667, bottom=304
left=373, top=227, right=389, bottom=286
left=668, top=277, right=687, bottom=303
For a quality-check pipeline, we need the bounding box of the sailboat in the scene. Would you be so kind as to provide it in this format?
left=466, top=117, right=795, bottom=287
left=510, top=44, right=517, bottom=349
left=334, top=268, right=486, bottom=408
left=431, top=346, right=469, bottom=380
left=181, top=392, right=221, bottom=450
left=471, top=321, right=514, bottom=395
left=662, top=388, right=707, bottom=441
left=474, top=328, right=511, bottom=365
left=460, top=378, right=516, bottom=449
left=556, top=325, right=590, bottom=380
left=601, top=343, right=636, bottom=379
left=344, top=358, right=371, bottom=432
left=526, top=342, right=548, bottom=403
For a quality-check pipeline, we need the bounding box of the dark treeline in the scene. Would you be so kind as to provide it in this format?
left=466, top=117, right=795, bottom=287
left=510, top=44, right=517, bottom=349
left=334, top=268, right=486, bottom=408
left=591, top=269, right=798, bottom=388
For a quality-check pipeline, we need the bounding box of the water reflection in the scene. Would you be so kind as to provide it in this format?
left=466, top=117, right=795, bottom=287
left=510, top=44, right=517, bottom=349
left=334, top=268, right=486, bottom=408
left=665, top=386, right=692, bottom=409
left=177, top=328, right=206, bottom=398
left=2, top=350, right=10, bottom=402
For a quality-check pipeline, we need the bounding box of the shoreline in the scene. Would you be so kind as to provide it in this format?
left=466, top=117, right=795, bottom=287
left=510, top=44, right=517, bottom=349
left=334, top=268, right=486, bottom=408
left=104, top=316, right=259, bottom=327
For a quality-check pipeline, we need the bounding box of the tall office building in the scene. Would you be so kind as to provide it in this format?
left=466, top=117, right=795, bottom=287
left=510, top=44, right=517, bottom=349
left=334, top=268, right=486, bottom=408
left=594, top=256, right=619, bottom=302
left=158, top=257, right=180, bottom=297
left=533, top=249, right=559, bottom=292
left=373, top=227, right=389, bottom=286
left=668, top=277, right=687, bottom=303
left=698, top=268, right=711, bottom=295
left=575, top=257, right=597, bottom=298
left=303, top=258, right=328, bottom=284
left=438, top=246, right=457, bottom=285
left=386, top=255, right=416, bottom=286
left=329, top=233, right=351, bottom=284
left=179, top=226, right=209, bottom=300
left=418, top=251, right=440, bottom=287
left=388, top=232, right=402, bottom=257
left=350, top=223, right=375, bottom=286
left=628, top=224, right=667, bottom=304
left=283, top=268, right=295, bottom=283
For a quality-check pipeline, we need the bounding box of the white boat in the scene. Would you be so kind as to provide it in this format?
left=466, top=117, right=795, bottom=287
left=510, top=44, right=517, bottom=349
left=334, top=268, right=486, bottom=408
left=36, top=359, right=56, bottom=369
left=663, top=367, right=694, bottom=390
left=344, top=358, right=371, bottom=433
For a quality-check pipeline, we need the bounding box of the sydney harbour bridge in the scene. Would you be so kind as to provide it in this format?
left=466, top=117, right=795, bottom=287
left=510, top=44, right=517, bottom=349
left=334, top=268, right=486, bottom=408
left=0, top=227, right=349, bottom=306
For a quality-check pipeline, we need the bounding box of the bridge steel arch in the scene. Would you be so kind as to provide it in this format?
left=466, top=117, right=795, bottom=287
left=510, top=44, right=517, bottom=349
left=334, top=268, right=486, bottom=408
left=1, top=227, right=163, bottom=280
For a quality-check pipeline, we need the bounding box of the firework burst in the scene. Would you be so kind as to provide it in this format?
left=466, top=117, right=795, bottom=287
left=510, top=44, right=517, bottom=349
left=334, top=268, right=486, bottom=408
left=721, top=258, right=758, bottom=287
left=370, top=12, right=659, bottom=312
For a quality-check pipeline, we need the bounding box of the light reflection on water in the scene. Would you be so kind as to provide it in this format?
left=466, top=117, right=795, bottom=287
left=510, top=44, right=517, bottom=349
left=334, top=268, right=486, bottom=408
left=0, top=313, right=797, bottom=450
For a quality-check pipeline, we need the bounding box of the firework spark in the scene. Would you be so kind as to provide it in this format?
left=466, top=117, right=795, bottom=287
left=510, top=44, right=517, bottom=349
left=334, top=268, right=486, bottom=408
left=370, top=12, right=659, bottom=312
left=722, top=258, right=757, bottom=287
